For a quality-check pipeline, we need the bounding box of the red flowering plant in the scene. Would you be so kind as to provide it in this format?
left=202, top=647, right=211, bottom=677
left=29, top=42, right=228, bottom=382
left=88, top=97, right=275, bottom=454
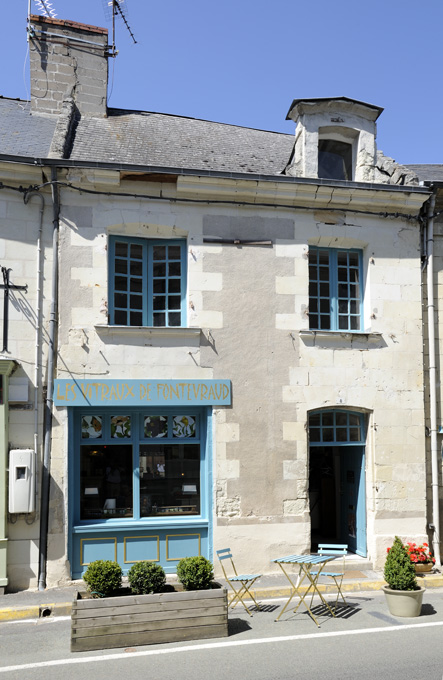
left=404, top=541, right=435, bottom=565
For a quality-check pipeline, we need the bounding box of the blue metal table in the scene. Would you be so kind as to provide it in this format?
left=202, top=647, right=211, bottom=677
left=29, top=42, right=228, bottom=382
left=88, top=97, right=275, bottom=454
left=271, top=553, right=339, bottom=626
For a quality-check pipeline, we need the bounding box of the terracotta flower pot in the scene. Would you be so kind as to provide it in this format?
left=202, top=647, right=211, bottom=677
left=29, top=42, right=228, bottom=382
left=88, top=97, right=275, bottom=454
left=414, top=563, right=433, bottom=574
left=382, top=585, right=425, bottom=617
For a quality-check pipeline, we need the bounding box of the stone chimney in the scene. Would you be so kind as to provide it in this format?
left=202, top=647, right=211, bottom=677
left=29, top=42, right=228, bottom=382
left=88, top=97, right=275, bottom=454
left=29, top=15, right=108, bottom=117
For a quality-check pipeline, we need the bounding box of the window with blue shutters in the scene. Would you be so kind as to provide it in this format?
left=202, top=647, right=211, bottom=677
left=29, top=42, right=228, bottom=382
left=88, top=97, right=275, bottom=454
left=109, top=237, right=187, bottom=327
left=308, top=247, right=363, bottom=331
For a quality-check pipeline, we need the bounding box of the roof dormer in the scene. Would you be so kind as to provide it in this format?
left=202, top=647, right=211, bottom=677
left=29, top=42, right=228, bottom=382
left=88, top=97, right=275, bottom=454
left=285, top=97, right=383, bottom=183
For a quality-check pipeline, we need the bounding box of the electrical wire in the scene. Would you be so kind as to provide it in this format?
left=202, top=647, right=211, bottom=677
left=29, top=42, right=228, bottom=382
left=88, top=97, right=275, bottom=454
left=0, top=179, right=426, bottom=222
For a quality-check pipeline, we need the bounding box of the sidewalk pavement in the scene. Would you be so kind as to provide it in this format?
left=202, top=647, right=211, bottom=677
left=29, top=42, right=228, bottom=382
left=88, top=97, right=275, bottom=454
left=1, top=567, right=443, bottom=623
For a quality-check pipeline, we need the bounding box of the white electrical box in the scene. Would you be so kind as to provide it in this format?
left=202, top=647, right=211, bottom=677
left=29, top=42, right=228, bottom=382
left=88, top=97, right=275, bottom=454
left=9, top=449, right=35, bottom=513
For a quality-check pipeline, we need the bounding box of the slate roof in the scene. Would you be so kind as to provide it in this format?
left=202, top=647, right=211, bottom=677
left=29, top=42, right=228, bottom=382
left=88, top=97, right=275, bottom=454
left=0, top=98, right=295, bottom=176
left=0, top=98, right=57, bottom=158
left=70, top=109, right=294, bottom=174
left=405, top=165, right=443, bottom=183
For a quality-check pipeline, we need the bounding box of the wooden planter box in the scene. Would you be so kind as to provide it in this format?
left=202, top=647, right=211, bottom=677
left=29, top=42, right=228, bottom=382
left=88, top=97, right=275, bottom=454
left=71, top=588, right=228, bottom=652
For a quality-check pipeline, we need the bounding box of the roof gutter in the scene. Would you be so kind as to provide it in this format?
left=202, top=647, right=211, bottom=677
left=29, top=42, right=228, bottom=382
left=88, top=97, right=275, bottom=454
left=0, top=153, right=431, bottom=196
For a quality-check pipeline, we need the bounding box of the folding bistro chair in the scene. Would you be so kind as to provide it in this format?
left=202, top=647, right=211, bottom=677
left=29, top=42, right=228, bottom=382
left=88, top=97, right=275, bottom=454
left=310, top=544, right=348, bottom=611
left=216, top=548, right=262, bottom=616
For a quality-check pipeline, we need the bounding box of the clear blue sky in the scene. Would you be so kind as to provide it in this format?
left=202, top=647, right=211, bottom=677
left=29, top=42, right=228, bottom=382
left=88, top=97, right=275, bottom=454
left=1, top=0, right=442, bottom=165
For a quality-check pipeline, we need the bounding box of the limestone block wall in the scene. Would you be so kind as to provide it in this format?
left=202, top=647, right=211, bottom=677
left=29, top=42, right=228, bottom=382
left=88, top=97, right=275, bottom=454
left=46, top=177, right=428, bottom=582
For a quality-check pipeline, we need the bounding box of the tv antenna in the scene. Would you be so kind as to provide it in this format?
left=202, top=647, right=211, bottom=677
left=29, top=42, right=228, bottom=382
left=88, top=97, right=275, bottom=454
left=29, top=0, right=58, bottom=19
left=102, top=0, right=137, bottom=58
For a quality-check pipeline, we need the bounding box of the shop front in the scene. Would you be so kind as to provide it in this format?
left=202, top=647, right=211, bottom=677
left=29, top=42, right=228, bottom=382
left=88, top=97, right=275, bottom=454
left=54, top=379, right=231, bottom=577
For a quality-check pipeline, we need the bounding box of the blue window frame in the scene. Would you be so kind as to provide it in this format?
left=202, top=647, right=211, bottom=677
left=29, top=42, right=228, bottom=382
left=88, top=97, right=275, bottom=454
left=309, top=410, right=365, bottom=446
left=308, top=247, right=362, bottom=331
left=109, top=236, right=187, bottom=327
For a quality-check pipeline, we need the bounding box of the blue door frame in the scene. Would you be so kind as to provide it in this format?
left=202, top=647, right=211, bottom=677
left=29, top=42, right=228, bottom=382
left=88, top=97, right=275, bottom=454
left=309, top=410, right=367, bottom=557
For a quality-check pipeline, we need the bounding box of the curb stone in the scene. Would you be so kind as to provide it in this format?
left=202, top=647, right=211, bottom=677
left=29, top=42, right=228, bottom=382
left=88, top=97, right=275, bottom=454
left=1, top=574, right=443, bottom=622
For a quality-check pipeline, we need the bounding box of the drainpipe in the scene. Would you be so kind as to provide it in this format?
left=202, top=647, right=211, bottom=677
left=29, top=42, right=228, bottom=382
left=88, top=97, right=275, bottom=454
left=426, top=192, right=441, bottom=567
left=23, top=191, right=44, bottom=467
left=38, top=168, right=60, bottom=591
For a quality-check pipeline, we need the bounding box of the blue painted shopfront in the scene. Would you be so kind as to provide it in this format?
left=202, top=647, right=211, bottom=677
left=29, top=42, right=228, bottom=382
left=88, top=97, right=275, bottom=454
left=54, top=379, right=231, bottom=578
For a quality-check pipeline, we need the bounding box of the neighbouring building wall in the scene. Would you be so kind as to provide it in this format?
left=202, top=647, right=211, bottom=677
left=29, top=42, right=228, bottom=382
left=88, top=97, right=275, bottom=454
left=0, top=176, right=54, bottom=591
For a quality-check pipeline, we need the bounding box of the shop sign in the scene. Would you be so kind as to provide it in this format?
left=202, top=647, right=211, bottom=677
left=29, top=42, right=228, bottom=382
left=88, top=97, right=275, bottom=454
left=54, top=379, right=231, bottom=406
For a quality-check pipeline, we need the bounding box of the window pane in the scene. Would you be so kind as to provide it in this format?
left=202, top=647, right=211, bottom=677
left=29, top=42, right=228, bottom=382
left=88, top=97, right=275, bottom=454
left=130, top=260, right=143, bottom=276
left=130, top=244, right=143, bottom=259
left=320, top=282, right=330, bottom=297
left=168, top=312, right=181, bottom=326
left=153, top=246, right=166, bottom=261
left=168, top=246, right=181, bottom=260
left=153, top=295, right=165, bottom=310
left=115, top=276, right=127, bottom=291
left=336, top=427, right=347, bottom=442
left=320, top=315, right=330, bottom=330
left=153, top=279, right=166, bottom=294
left=130, top=294, right=143, bottom=310
left=338, top=315, right=348, bottom=330
left=310, top=414, right=321, bottom=427
left=318, top=251, right=329, bottom=266
left=169, top=262, right=181, bottom=277
left=153, top=312, right=166, bottom=326
left=310, top=298, right=318, bottom=313
left=319, top=267, right=329, bottom=281
left=115, top=310, right=127, bottom=324
left=322, top=413, right=333, bottom=426
left=337, top=252, right=349, bottom=266
left=309, top=282, right=318, bottom=297
left=336, top=412, right=347, bottom=426
left=350, top=316, right=359, bottom=330
left=81, top=415, right=102, bottom=439
left=348, top=252, right=359, bottom=267
left=111, top=415, right=131, bottom=438
left=153, top=263, right=166, bottom=277
left=168, top=295, right=181, bottom=310
left=349, top=427, right=360, bottom=442
left=130, top=311, right=143, bottom=325
left=115, top=259, right=127, bottom=274
left=115, top=242, right=127, bottom=257
left=173, top=415, right=196, bottom=438
left=338, top=300, right=348, bottom=314
left=114, top=292, right=127, bottom=308
left=338, top=284, right=348, bottom=297
left=168, top=279, right=181, bottom=294
left=144, top=415, right=168, bottom=438
left=139, top=444, right=200, bottom=517
left=80, top=444, right=133, bottom=520
left=349, top=414, right=360, bottom=427
left=130, top=278, right=143, bottom=293
left=337, top=267, right=348, bottom=281
left=318, top=140, right=352, bottom=181
left=323, top=427, right=333, bottom=442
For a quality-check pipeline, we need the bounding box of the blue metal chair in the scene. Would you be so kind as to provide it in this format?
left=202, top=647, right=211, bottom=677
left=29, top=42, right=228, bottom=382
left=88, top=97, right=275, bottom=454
left=310, top=544, right=348, bottom=610
left=216, top=548, right=262, bottom=616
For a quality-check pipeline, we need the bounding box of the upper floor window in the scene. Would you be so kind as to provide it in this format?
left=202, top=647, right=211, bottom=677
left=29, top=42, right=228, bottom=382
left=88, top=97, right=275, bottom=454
left=309, top=247, right=362, bottom=331
left=318, top=139, right=353, bottom=181
left=109, top=237, right=187, bottom=327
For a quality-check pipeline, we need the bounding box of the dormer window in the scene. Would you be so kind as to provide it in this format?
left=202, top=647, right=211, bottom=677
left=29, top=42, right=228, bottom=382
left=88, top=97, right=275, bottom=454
left=318, top=139, right=352, bottom=181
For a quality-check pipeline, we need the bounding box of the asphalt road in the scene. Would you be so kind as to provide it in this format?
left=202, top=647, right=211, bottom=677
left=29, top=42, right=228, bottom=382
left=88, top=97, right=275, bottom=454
left=1, top=589, right=443, bottom=680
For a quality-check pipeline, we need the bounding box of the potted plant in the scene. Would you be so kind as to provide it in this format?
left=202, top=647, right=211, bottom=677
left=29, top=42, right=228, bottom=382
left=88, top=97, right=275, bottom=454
left=71, top=558, right=227, bottom=652
left=176, top=556, right=214, bottom=590
left=382, top=536, right=425, bottom=617
left=405, top=541, right=435, bottom=573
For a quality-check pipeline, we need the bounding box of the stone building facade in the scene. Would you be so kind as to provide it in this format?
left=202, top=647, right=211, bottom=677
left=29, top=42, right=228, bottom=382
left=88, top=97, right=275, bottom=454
left=0, top=14, right=440, bottom=592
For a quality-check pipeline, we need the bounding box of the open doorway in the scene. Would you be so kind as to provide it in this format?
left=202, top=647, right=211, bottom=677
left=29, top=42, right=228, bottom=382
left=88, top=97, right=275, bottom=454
left=308, top=410, right=367, bottom=557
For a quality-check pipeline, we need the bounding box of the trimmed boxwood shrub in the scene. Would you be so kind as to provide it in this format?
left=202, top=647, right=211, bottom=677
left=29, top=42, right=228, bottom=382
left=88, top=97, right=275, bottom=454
left=128, top=561, right=166, bottom=594
left=177, top=556, right=214, bottom=591
left=384, top=536, right=417, bottom=591
left=83, top=560, right=123, bottom=598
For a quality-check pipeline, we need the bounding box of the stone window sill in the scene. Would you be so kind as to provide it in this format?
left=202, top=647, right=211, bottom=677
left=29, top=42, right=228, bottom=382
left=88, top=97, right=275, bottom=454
left=299, top=329, right=384, bottom=346
left=94, top=325, right=201, bottom=339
